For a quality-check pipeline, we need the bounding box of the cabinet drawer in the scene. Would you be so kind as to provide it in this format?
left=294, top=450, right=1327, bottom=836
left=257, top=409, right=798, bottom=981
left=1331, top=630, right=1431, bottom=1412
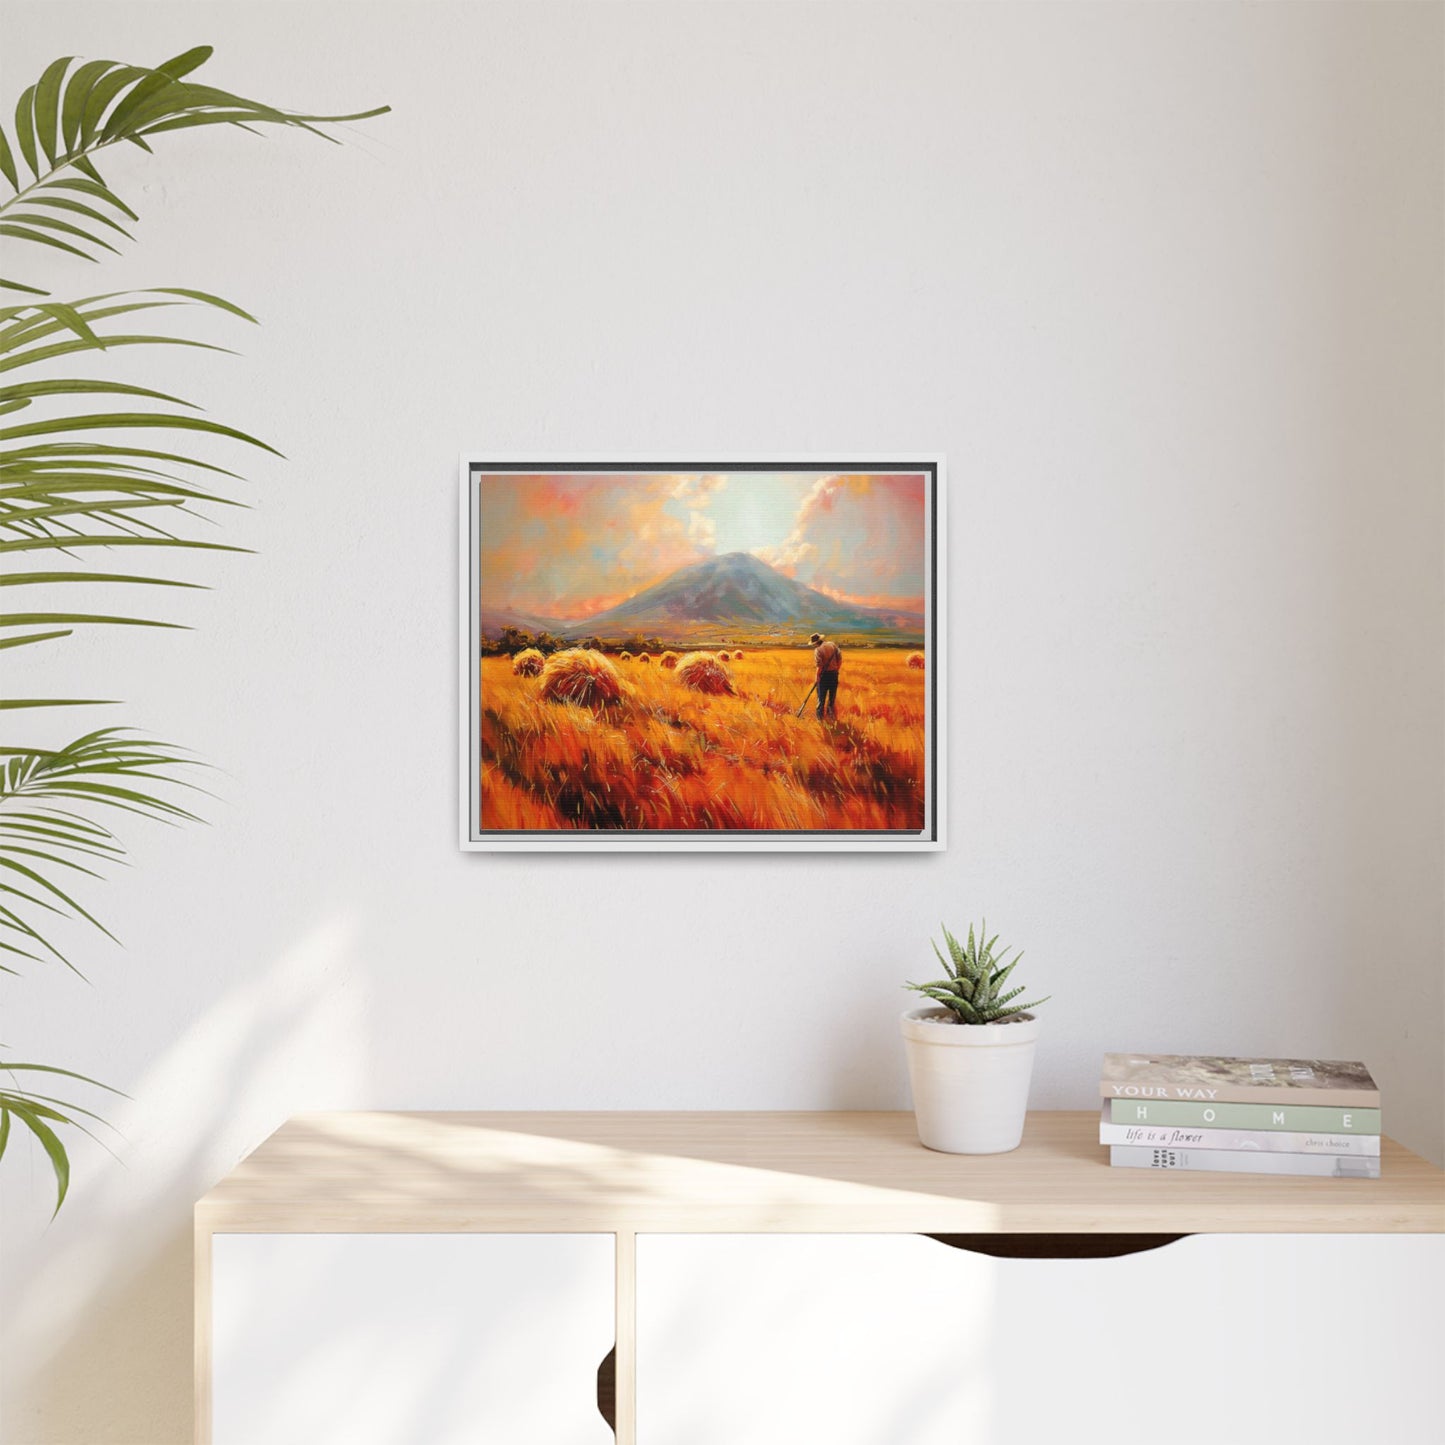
left=212, top=1232, right=614, bottom=1445
left=636, top=1232, right=1444, bottom=1445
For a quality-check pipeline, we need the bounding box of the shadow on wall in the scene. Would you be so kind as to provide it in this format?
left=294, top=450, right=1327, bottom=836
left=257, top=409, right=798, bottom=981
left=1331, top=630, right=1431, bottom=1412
left=4, top=916, right=366, bottom=1445
left=822, top=968, right=914, bottom=1111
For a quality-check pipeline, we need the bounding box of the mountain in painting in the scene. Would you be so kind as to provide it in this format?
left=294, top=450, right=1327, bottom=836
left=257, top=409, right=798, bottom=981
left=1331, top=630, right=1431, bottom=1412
left=560, top=552, right=924, bottom=640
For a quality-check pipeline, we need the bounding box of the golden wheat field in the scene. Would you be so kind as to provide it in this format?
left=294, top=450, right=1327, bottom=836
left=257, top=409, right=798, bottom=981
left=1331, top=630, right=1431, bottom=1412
left=480, top=648, right=926, bottom=831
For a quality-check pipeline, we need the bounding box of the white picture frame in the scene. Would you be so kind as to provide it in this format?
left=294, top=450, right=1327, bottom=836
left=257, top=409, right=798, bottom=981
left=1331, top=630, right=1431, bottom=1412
left=458, top=456, right=945, bottom=851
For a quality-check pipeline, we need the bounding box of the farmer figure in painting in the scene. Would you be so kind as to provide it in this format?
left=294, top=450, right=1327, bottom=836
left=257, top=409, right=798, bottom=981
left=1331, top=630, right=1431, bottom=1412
left=810, top=631, right=843, bottom=719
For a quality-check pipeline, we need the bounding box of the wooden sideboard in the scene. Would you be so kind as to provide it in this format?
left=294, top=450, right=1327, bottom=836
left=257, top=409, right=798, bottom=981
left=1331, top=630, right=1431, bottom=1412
left=195, top=1110, right=1445, bottom=1444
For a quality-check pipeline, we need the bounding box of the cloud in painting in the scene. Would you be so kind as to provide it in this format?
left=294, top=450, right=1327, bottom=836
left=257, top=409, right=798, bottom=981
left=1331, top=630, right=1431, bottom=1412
left=687, top=510, right=717, bottom=549
left=478, top=470, right=925, bottom=622
left=670, top=473, right=728, bottom=507
left=479, top=473, right=721, bottom=620
left=674, top=472, right=724, bottom=552
left=753, top=473, right=926, bottom=612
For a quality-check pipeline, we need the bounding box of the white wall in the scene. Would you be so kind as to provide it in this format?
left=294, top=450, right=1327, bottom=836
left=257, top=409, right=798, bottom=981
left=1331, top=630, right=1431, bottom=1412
left=3, top=2, right=1441, bottom=1440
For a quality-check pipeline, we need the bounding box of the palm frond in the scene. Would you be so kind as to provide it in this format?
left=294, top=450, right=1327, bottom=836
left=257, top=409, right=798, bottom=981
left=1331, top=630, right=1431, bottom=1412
left=1, top=47, right=388, bottom=294
left=0, top=287, right=264, bottom=706
left=0, top=45, right=385, bottom=1214
left=0, top=1059, right=125, bottom=1213
left=0, top=730, right=201, bottom=974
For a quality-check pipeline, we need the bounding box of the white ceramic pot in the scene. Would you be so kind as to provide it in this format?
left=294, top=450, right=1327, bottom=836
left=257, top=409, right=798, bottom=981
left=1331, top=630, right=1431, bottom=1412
left=900, top=1007, right=1041, bottom=1154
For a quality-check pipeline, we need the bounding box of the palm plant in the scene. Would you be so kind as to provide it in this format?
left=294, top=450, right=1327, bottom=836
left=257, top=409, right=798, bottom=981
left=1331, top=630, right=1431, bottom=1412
left=906, top=922, right=1050, bottom=1025
left=0, top=46, right=386, bottom=1210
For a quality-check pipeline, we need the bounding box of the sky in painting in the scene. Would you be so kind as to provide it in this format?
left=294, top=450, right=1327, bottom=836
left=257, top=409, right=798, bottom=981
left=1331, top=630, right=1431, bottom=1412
left=477, top=471, right=927, bottom=621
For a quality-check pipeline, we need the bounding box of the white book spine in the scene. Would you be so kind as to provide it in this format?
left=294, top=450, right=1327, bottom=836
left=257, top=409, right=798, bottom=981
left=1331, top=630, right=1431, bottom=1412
left=1098, top=1118, right=1380, bottom=1156
left=1109, top=1145, right=1380, bottom=1179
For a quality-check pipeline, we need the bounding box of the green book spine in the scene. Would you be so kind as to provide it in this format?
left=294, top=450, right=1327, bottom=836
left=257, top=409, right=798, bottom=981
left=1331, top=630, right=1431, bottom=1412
left=1108, top=1098, right=1381, bottom=1133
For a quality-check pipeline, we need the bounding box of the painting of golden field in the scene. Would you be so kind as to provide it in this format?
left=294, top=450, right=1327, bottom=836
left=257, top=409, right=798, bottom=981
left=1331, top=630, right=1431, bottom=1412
left=465, top=463, right=938, bottom=843
left=481, top=647, right=926, bottom=832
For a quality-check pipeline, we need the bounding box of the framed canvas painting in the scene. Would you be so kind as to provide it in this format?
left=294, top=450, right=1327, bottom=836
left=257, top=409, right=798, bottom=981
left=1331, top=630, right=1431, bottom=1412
left=459, top=457, right=944, bottom=851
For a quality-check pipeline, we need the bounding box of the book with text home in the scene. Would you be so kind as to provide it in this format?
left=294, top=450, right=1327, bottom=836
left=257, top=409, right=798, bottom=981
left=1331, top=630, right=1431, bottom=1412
left=1108, top=1099, right=1380, bottom=1133
left=1097, top=1105, right=1380, bottom=1156
left=1099, top=1054, right=1378, bottom=1107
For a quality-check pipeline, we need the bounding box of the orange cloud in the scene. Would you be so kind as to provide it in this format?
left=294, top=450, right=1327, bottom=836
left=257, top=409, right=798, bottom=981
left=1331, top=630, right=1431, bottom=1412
left=548, top=590, right=635, bottom=621
left=478, top=473, right=713, bottom=620
left=669, top=473, right=728, bottom=506
left=813, top=582, right=925, bottom=614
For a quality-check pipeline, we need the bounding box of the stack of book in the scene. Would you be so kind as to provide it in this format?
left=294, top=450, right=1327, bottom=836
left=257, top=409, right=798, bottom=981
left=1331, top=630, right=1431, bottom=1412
left=1099, top=1053, right=1381, bottom=1178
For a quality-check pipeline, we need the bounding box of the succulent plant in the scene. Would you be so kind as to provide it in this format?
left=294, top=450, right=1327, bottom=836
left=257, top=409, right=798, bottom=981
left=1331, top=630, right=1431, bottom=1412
left=906, top=922, right=1050, bottom=1025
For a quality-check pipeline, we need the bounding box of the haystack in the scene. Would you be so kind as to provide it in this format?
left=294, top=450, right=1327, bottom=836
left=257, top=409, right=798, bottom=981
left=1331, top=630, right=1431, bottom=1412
left=636, top=652, right=652, bottom=665
left=733, top=650, right=745, bottom=660
left=906, top=652, right=925, bottom=670
left=511, top=648, right=544, bottom=677
left=676, top=651, right=735, bottom=695
left=618, top=650, right=633, bottom=661
left=716, top=650, right=732, bottom=662
left=539, top=648, right=627, bottom=707
left=659, top=651, right=679, bottom=669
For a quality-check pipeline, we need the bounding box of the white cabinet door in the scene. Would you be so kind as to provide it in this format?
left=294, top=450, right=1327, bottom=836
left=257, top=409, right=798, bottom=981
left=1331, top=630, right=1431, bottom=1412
left=636, top=1233, right=1444, bottom=1445
left=638, top=1233, right=988, bottom=1445
left=212, top=1233, right=614, bottom=1445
